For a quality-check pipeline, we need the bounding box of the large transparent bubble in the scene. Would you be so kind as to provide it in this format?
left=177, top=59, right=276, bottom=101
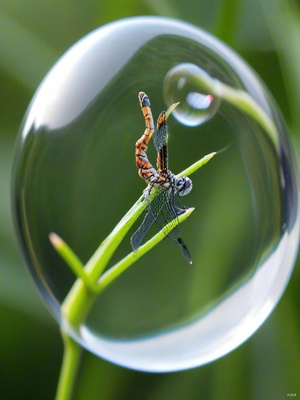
left=12, top=16, right=299, bottom=372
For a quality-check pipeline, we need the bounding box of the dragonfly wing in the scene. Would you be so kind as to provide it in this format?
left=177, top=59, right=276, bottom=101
left=154, top=112, right=169, bottom=173
left=165, top=196, right=192, bottom=264
left=160, top=189, right=181, bottom=240
left=177, top=237, right=192, bottom=264
left=132, top=188, right=192, bottom=263
left=154, top=111, right=168, bottom=153
left=153, top=189, right=192, bottom=264
left=131, top=187, right=168, bottom=252
left=132, top=188, right=176, bottom=243
left=130, top=209, right=156, bottom=253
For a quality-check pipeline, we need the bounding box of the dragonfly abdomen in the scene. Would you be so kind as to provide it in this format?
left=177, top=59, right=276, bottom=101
left=135, top=147, right=157, bottom=183
left=138, top=92, right=155, bottom=147
left=135, top=92, right=158, bottom=184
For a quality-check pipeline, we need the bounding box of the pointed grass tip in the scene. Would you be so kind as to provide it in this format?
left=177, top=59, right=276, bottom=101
left=166, top=102, right=180, bottom=119
left=49, top=232, right=63, bottom=249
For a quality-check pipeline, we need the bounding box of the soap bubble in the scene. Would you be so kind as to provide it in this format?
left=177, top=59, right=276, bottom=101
left=12, top=16, right=299, bottom=372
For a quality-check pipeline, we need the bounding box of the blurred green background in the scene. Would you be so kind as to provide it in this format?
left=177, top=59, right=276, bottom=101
left=1, top=0, right=300, bottom=399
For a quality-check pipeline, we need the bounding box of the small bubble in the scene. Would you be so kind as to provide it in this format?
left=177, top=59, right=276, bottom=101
left=164, top=63, right=220, bottom=127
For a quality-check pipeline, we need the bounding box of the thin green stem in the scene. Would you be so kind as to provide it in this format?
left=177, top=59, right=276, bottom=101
left=190, top=72, right=279, bottom=150
left=217, top=83, right=278, bottom=148
left=55, top=331, right=82, bottom=400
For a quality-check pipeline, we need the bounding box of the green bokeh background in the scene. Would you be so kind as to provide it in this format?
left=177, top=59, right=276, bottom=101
left=1, top=0, right=300, bottom=399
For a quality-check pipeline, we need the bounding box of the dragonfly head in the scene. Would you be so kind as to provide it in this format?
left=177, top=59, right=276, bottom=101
left=176, top=177, right=193, bottom=196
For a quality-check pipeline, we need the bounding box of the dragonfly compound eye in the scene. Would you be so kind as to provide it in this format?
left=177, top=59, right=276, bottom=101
left=177, top=177, right=193, bottom=196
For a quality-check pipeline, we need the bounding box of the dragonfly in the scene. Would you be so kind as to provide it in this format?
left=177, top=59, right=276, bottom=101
left=130, top=91, right=193, bottom=264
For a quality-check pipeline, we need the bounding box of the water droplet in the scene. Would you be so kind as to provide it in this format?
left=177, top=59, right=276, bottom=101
left=11, top=16, right=300, bottom=372
left=164, top=63, right=220, bottom=127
